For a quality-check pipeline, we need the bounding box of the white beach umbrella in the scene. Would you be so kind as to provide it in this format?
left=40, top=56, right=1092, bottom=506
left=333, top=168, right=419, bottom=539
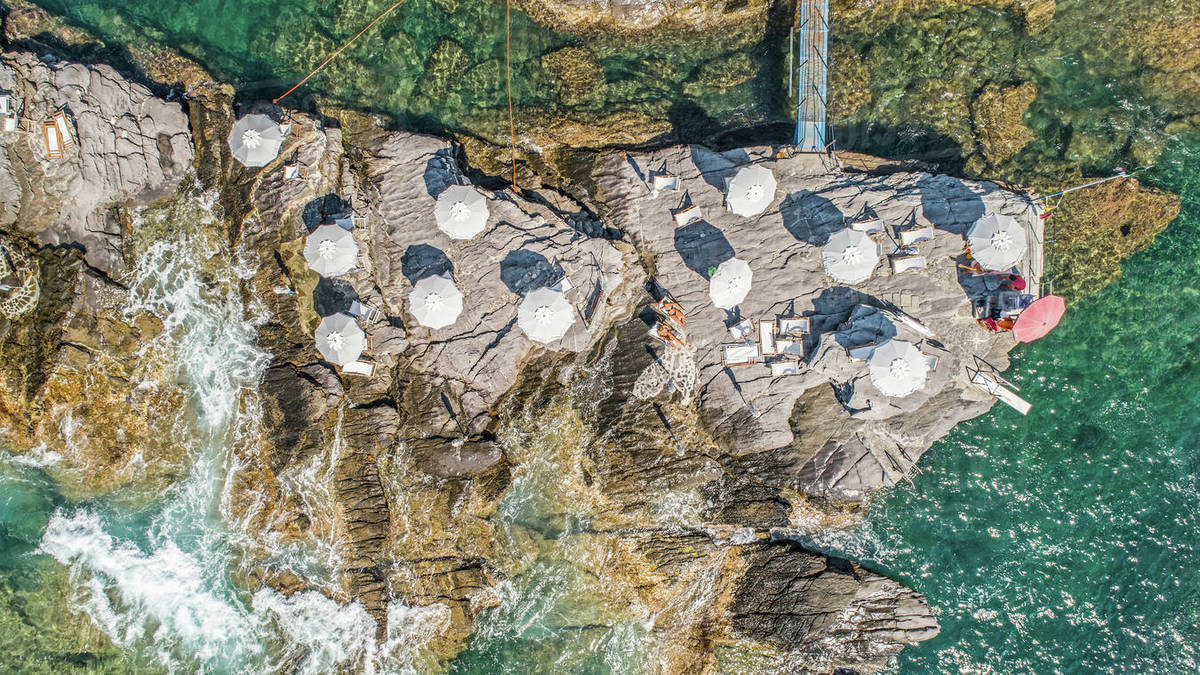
left=725, top=165, right=777, bottom=217
left=435, top=185, right=490, bottom=239
left=409, top=274, right=463, bottom=329
left=822, top=228, right=879, bottom=284
left=303, top=224, right=359, bottom=277
left=518, top=286, right=574, bottom=344
left=708, top=257, right=752, bottom=309
left=967, top=213, right=1027, bottom=271
left=867, top=339, right=928, bottom=398
left=315, top=313, right=366, bottom=366
left=228, top=114, right=284, bottom=168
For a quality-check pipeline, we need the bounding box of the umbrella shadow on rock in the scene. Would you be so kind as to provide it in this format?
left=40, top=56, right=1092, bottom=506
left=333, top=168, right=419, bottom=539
left=424, top=148, right=460, bottom=198
left=500, top=250, right=561, bottom=295
left=674, top=220, right=735, bottom=279
left=302, top=194, right=350, bottom=233
left=807, top=286, right=874, bottom=357
left=402, top=244, right=454, bottom=283
left=781, top=190, right=845, bottom=245
left=916, top=174, right=986, bottom=234
left=313, top=277, right=359, bottom=318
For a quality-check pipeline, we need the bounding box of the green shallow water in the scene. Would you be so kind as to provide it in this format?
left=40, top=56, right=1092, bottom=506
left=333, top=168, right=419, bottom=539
left=25, top=0, right=790, bottom=144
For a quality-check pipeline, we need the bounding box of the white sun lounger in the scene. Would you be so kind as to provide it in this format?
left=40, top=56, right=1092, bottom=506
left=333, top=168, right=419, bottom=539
left=728, top=318, right=754, bottom=340
left=851, top=218, right=884, bottom=234
left=53, top=111, right=75, bottom=149
left=650, top=173, right=678, bottom=196
left=349, top=300, right=383, bottom=323
left=970, top=369, right=1031, bottom=415
left=2, top=114, right=17, bottom=132
left=759, top=322, right=776, bottom=355
left=342, top=360, right=376, bottom=377
left=722, top=342, right=759, bottom=367
left=776, top=317, right=809, bottom=336
left=890, top=255, right=927, bottom=274
left=775, top=339, right=804, bottom=357
left=673, top=205, right=702, bottom=227
left=899, top=225, right=934, bottom=246
left=770, top=360, right=800, bottom=377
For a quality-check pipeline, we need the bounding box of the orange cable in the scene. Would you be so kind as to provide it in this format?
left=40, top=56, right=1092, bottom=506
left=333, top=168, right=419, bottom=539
left=274, top=0, right=408, bottom=105
left=505, top=0, right=519, bottom=191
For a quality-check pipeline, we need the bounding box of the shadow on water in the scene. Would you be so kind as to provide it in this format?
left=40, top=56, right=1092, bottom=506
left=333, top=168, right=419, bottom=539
left=401, top=244, right=454, bottom=283
left=499, top=249, right=559, bottom=295
left=673, top=220, right=735, bottom=279
left=780, top=190, right=845, bottom=245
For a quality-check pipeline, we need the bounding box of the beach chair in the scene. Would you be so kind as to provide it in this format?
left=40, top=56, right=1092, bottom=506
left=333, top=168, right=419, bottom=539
left=770, top=359, right=801, bottom=377
left=775, top=339, right=804, bottom=356
left=672, top=204, right=702, bottom=227
left=776, top=316, right=809, bottom=337
left=722, top=342, right=759, bottom=367
left=728, top=318, right=753, bottom=340
left=759, top=321, right=776, bottom=355
left=889, top=255, right=927, bottom=274
left=970, top=368, right=1031, bottom=415
left=2, top=114, right=17, bottom=133
left=0, top=94, right=10, bottom=116
left=342, top=360, right=376, bottom=377
left=348, top=300, right=383, bottom=323
left=898, top=225, right=934, bottom=246
left=650, top=172, right=678, bottom=197
left=283, top=163, right=305, bottom=180
left=925, top=354, right=939, bottom=371
left=42, top=121, right=62, bottom=159
left=552, top=274, right=574, bottom=294
left=582, top=279, right=604, bottom=325
left=53, top=111, right=76, bottom=149
left=352, top=216, right=368, bottom=228
left=851, top=217, right=885, bottom=234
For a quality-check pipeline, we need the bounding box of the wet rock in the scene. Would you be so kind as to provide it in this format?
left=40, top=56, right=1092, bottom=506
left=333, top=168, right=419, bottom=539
left=971, top=81, right=1037, bottom=167
left=515, top=0, right=770, bottom=36
left=541, top=46, right=605, bottom=104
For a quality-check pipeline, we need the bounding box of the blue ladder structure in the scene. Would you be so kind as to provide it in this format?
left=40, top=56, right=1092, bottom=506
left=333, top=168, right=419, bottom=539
left=792, top=0, right=830, bottom=151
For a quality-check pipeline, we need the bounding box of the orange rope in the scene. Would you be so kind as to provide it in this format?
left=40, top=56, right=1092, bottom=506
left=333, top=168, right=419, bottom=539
left=274, top=0, right=407, bottom=105
left=505, top=0, right=519, bottom=191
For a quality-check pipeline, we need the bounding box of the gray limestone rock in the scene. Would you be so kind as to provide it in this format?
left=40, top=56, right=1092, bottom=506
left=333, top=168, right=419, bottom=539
left=0, top=51, right=192, bottom=276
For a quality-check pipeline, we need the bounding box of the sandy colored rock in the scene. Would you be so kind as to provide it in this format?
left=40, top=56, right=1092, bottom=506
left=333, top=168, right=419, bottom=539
left=972, top=81, right=1037, bottom=165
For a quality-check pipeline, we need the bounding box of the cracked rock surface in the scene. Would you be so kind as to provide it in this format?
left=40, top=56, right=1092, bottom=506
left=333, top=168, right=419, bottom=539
left=0, top=51, right=192, bottom=276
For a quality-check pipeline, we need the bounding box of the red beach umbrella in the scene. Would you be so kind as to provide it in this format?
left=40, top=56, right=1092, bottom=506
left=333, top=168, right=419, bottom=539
left=1013, top=295, right=1066, bottom=343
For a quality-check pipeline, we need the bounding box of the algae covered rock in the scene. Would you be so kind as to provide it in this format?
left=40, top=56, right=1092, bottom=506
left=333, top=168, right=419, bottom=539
left=972, top=81, right=1037, bottom=165
left=541, top=46, right=606, bottom=104
left=829, top=42, right=872, bottom=118
left=419, top=38, right=471, bottom=100
left=684, top=53, right=757, bottom=95
left=1046, top=178, right=1181, bottom=300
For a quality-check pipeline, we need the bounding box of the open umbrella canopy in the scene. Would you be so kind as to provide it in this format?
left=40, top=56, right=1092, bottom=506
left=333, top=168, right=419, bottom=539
left=708, top=257, right=752, bottom=309
left=409, top=274, right=463, bottom=329
left=868, top=339, right=928, bottom=397
left=822, top=228, right=878, bottom=284
left=303, top=224, right=358, bottom=277
left=518, top=286, right=574, bottom=344
left=1013, top=294, right=1065, bottom=342
left=725, top=165, right=776, bottom=217
left=967, top=213, right=1027, bottom=271
left=228, top=114, right=284, bottom=168
left=435, top=185, right=490, bottom=239
left=315, top=313, right=365, bottom=366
